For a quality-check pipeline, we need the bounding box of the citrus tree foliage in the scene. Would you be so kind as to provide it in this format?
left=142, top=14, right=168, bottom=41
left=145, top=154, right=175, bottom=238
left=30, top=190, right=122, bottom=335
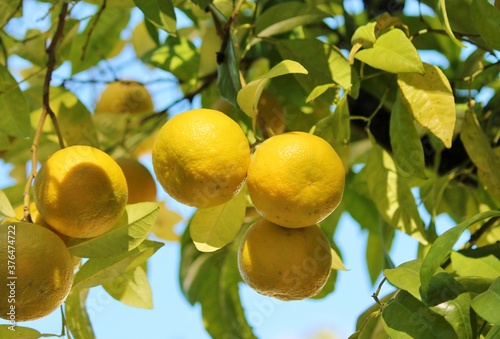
left=0, top=0, right=500, bottom=338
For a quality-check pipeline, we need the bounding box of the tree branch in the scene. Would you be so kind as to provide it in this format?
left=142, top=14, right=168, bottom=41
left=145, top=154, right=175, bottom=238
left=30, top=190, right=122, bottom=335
left=23, top=2, right=69, bottom=222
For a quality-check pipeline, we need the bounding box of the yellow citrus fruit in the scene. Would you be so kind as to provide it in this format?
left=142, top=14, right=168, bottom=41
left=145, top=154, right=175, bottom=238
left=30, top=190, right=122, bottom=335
left=95, top=81, right=154, bottom=114
left=0, top=222, right=74, bottom=321
left=247, top=132, right=345, bottom=228
left=152, top=109, right=251, bottom=208
left=34, top=145, right=128, bottom=238
left=115, top=157, right=157, bottom=204
left=237, top=218, right=332, bottom=301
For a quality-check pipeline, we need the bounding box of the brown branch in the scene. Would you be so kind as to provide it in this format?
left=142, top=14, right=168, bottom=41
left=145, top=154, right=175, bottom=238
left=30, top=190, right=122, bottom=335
left=23, top=2, right=69, bottom=222
left=464, top=216, right=500, bottom=249
left=81, top=0, right=107, bottom=60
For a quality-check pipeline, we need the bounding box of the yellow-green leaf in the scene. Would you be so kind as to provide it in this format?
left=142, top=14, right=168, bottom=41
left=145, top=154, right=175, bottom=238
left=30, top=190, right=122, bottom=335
left=471, top=277, right=500, bottom=326
left=354, top=29, right=424, bottom=74
left=151, top=202, right=183, bottom=242
left=190, top=188, right=247, bottom=252
left=451, top=252, right=500, bottom=281
left=103, top=264, right=153, bottom=309
left=65, top=288, right=96, bottom=339
left=436, top=0, right=466, bottom=48
left=398, top=63, right=455, bottom=148
left=237, top=60, right=307, bottom=118
left=460, top=109, right=500, bottom=200
left=0, top=190, right=15, bottom=218
left=331, top=247, right=348, bottom=271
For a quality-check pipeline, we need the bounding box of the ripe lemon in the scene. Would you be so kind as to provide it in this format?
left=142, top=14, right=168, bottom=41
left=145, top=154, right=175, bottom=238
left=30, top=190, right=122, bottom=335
left=34, top=145, right=128, bottom=238
left=95, top=81, right=154, bottom=114
left=247, top=132, right=345, bottom=228
left=115, top=157, right=157, bottom=204
left=152, top=109, right=251, bottom=208
left=237, top=218, right=332, bottom=300
left=0, top=222, right=74, bottom=321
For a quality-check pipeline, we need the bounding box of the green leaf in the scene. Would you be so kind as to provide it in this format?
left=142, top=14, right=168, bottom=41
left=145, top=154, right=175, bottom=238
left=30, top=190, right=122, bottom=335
left=306, top=83, right=338, bottom=103
left=237, top=60, right=307, bottom=118
left=420, top=174, right=454, bottom=221
left=72, top=240, right=163, bottom=290
left=397, top=63, right=455, bottom=148
left=385, top=260, right=422, bottom=300
left=451, top=252, right=500, bottom=281
left=0, top=325, right=42, bottom=338
left=69, top=8, right=130, bottom=74
left=331, top=95, right=350, bottom=145
left=420, top=210, right=500, bottom=303
left=217, top=36, right=241, bottom=107
left=143, top=36, right=198, bottom=83
left=471, top=0, right=500, bottom=51
left=57, top=98, right=99, bottom=147
left=486, top=325, right=500, bottom=339
left=365, top=145, right=428, bottom=245
left=460, top=109, right=500, bottom=200
left=429, top=289, right=472, bottom=339
left=0, top=0, right=21, bottom=28
left=351, top=22, right=377, bottom=46
left=68, top=202, right=159, bottom=258
left=10, top=29, right=47, bottom=67
left=354, top=29, right=424, bottom=74
left=254, top=2, right=327, bottom=39
left=382, top=290, right=458, bottom=338
left=0, top=64, right=30, bottom=138
left=435, top=0, right=467, bottom=47
left=133, top=0, right=176, bottom=35
left=65, top=288, right=96, bottom=339
left=471, top=277, right=500, bottom=326
left=0, top=190, right=15, bottom=218
left=390, top=91, right=426, bottom=179
left=180, top=225, right=256, bottom=338
left=190, top=188, right=246, bottom=252
left=103, top=264, right=153, bottom=309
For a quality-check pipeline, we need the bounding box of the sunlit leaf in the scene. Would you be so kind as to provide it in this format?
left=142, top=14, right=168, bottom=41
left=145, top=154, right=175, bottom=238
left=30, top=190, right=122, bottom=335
left=486, top=325, right=500, bottom=338
left=131, top=22, right=158, bottom=59
left=254, top=2, right=327, bottom=39
left=237, top=60, right=307, bottom=118
left=0, top=190, right=15, bottom=218
left=471, top=0, right=500, bottom=51
left=151, top=202, right=183, bottom=242
left=134, top=0, right=176, bottom=35
left=72, top=240, right=163, bottom=290
left=0, top=0, right=21, bottom=28
left=365, top=145, right=428, bottom=245
left=390, top=91, right=426, bottom=179
left=103, top=264, right=153, bottom=309
left=451, top=252, right=500, bottom=281
left=198, top=22, right=221, bottom=77
left=351, top=22, right=377, bottom=46
left=382, top=290, right=457, bottom=338
left=398, top=63, right=455, bottom=148
left=0, top=64, right=30, bottom=138
left=68, top=202, right=159, bottom=258
left=190, top=188, right=246, bottom=252
left=58, top=99, right=99, bottom=147
left=66, top=288, right=96, bottom=339
left=471, top=277, right=500, bottom=326
left=420, top=210, right=500, bottom=303
left=460, top=109, right=500, bottom=200
left=385, top=260, right=422, bottom=300
left=354, top=29, right=424, bottom=74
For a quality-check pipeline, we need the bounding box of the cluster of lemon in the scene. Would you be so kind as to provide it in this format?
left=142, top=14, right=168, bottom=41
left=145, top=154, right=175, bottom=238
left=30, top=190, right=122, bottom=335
left=152, top=108, right=345, bottom=300
left=0, top=82, right=158, bottom=322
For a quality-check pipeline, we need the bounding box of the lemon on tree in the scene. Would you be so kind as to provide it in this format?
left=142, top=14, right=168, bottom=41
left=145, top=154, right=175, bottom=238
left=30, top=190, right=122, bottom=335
left=247, top=132, right=345, bottom=228
left=34, top=145, right=128, bottom=238
left=116, top=157, right=157, bottom=204
left=0, top=222, right=74, bottom=321
left=94, top=80, right=154, bottom=114
left=237, top=218, right=332, bottom=301
left=152, top=108, right=250, bottom=208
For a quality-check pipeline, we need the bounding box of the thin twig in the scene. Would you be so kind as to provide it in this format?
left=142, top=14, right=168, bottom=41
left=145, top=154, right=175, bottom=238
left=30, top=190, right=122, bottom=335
left=371, top=277, right=387, bottom=306
left=81, top=0, right=107, bottom=60
left=465, top=216, right=499, bottom=249
left=23, top=2, right=69, bottom=222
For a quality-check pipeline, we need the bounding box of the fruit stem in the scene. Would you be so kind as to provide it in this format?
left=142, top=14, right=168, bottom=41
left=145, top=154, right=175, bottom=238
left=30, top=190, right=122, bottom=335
left=23, top=1, right=69, bottom=222
left=371, top=277, right=387, bottom=306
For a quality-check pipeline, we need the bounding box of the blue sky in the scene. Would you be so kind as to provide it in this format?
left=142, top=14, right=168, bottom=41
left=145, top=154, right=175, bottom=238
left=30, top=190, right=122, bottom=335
left=0, top=0, right=479, bottom=338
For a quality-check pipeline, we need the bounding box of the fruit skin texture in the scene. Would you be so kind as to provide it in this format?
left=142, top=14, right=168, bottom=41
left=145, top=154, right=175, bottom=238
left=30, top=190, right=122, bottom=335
left=0, top=222, right=74, bottom=321
left=237, top=218, right=332, bottom=301
left=152, top=108, right=250, bottom=208
left=115, top=157, right=157, bottom=204
left=94, top=81, right=154, bottom=114
left=34, top=145, right=128, bottom=238
left=247, top=132, right=345, bottom=228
